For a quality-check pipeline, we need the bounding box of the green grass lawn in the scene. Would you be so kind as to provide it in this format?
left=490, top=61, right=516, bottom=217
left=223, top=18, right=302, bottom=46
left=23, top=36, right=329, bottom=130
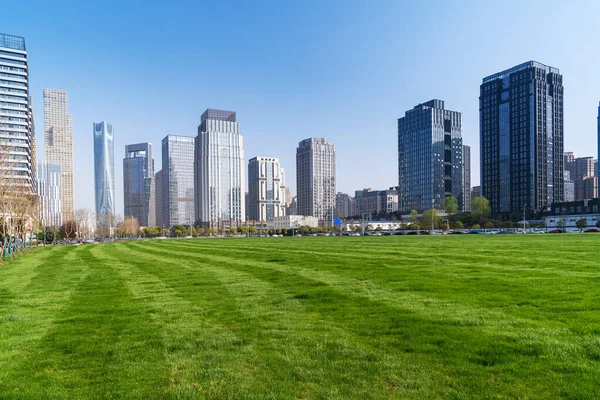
left=1, top=235, right=600, bottom=399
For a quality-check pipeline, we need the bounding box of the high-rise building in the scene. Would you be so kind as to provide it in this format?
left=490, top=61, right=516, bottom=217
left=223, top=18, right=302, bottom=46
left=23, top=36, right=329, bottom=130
left=287, top=196, right=298, bottom=216
left=37, top=162, right=62, bottom=227
left=462, top=144, right=471, bottom=212
left=163, top=135, right=195, bottom=227
left=154, top=169, right=163, bottom=228
left=584, top=176, right=598, bottom=199
left=123, top=142, right=154, bottom=226
left=480, top=61, right=563, bottom=216
left=44, top=89, right=74, bottom=221
left=564, top=171, right=575, bottom=202
left=398, top=100, right=463, bottom=213
left=247, top=156, right=285, bottom=222
left=355, top=188, right=398, bottom=216
left=335, top=192, right=355, bottom=219
left=93, top=122, right=115, bottom=232
left=471, top=186, right=481, bottom=204
left=0, top=33, right=36, bottom=193
left=296, top=138, right=336, bottom=223
left=598, top=103, right=600, bottom=178
left=194, top=109, right=245, bottom=228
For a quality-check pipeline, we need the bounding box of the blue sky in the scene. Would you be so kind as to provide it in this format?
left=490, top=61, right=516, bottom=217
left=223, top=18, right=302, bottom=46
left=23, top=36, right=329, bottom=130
left=4, top=0, right=600, bottom=213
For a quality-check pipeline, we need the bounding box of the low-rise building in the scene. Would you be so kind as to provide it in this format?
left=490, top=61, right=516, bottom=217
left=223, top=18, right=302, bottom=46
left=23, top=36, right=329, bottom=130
left=267, top=215, right=319, bottom=230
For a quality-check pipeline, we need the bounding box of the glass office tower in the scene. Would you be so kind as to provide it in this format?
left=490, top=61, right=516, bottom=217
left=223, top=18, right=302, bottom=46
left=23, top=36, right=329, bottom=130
left=194, top=109, right=245, bottom=229
left=480, top=61, right=563, bottom=216
left=37, top=161, right=62, bottom=227
left=162, top=135, right=195, bottom=227
left=398, top=100, right=463, bottom=213
left=0, top=33, right=36, bottom=193
left=123, top=142, right=153, bottom=226
left=93, top=121, right=115, bottom=232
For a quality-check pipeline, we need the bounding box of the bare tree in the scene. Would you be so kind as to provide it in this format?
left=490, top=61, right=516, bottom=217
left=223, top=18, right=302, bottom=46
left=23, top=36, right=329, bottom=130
left=75, top=208, right=92, bottom=240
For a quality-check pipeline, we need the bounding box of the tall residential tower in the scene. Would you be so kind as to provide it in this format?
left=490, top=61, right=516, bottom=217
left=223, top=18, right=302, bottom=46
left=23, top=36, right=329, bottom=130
left=93, top=122, right=115, bottom=233
left=480, top=61, right=563, bottom=216
left=194, top=109, right=245, bottom=228
left=0, top=33, right=36, bottom=193
left=44, top=89, right=74, bottom=220
left=398, top=100, right=464, bottom=213
left=296, top=138, right=336, bottom=222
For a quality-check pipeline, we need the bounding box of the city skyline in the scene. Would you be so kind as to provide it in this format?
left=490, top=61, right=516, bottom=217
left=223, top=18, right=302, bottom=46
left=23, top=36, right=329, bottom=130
left=5, top=1, right=600, bottom=214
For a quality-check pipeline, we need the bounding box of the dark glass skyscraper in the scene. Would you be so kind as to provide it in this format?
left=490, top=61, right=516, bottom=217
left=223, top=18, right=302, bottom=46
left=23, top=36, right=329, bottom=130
left=123, top=142, right=154, bottom=226
left=480, top=61, right=563, bottom=216
left=398, top=100, right=463, bottom=213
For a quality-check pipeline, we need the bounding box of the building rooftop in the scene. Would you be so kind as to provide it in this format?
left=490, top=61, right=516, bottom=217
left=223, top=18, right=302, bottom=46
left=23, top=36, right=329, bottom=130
left=482, top=61, right=560, bottom=83
left=201, top=109, right=236, bottom=123
left=0, top=33, right=26, bottom=51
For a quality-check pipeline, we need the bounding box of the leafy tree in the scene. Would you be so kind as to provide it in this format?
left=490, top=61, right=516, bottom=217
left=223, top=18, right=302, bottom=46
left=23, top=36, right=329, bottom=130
left=197, top=227, right=205, bottom=236
left=366, top=224, right=374, bottom=231
left=576, top=219, right=587, bottom=231
left=421, top=209, right=439, bottom=230
left=208, top=228, right=217, bottom=236
left=471, top=197, right=491, bottom=220
left=455, top=221, right=464, bottom=230
left=172, top=225, right=186, bottom=237
left=440, top=223, right=449, bottom=231
left=230, top=227, right=238, bottom=235
left=248, top=226, right=257, bottom=235
left=410, top=209, right=418, bottom=223
left=238, top=226, right=247, bottom=235
left=472, top=223, right=481, bottom=229
left=375, top=226, right=383, bottom=232
left=443, top=196, right=459, bottom=214
left=502, top=221, right=513, bottom=230
left=281, top=228, right=288, bottom=236
left=484, top=221, right=494, bottom=229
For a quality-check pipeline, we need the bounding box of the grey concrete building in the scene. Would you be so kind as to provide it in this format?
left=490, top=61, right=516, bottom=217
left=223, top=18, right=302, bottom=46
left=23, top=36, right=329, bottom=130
left=296, top=138, right=336, bottom=223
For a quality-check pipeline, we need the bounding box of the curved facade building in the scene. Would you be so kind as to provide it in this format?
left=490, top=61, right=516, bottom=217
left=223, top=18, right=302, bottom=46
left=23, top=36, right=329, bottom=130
left=93, top=121, right=115, bottom=232
left=0, top=33, right=36, bottom=193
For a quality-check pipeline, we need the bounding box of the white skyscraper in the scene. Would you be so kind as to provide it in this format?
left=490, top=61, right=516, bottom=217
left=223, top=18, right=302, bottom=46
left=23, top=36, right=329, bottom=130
left=0, top=33, right=36, bottom=194
left=248, top=156, right=286, bottom=222
left=37, top=162, right=62, bottom=227
left=194, top=109, right=244, bottom=229
left=296, top=138, right=336, bottom=223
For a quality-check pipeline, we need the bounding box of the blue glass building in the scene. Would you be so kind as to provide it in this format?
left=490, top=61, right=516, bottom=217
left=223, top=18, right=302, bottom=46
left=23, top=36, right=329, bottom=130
left=162, top=135, right=195, bottom=227
left=398, top=100, right=464, bottom=213
left=480, top=61, right=563, bottom=217
left=93, top=122, right=115, bottom=232
left=123, top=142, right=153, bottom=226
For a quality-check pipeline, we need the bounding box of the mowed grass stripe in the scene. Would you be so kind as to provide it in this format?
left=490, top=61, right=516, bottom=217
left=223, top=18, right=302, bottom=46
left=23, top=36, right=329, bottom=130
left=0, top=245, right=169, bottom=399
left=117, top=241, right=448, bottom=399
left=126, top=240, right=576, bottom=397
left=163, top=238, right=600, bottom=329
left=2, top=236, right=600, bottom=399
left=141, top=238, right=600, bottom=397
left=0, top=246, right=92, bottom=395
